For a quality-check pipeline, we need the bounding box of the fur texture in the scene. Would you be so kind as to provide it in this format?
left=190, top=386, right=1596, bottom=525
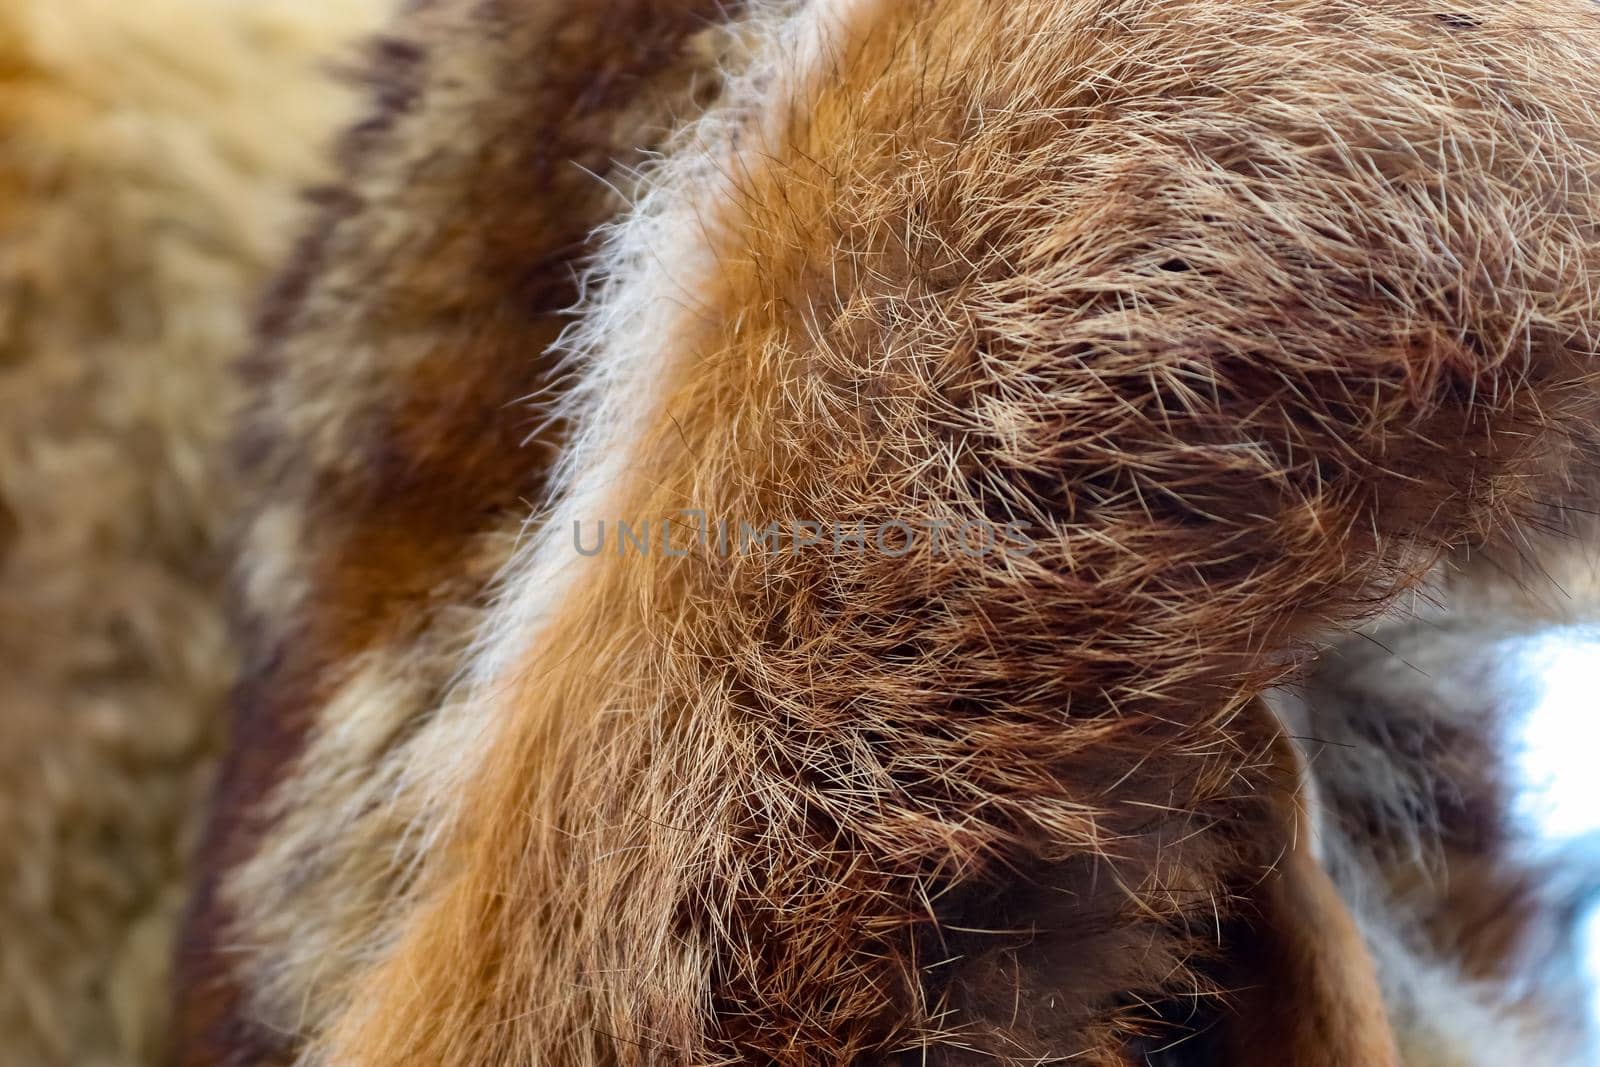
left=1290, top=612, right=1600, bottom=1066
left=0, top=2, right=380, bottom=1063
left=176, top=3, right=746, bottom=1060
left=177, top=0, right=1600, bottom=1064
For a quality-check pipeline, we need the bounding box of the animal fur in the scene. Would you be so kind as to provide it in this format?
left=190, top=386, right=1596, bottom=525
left=1286, top=613, right=1600, bottom=1067
left=0, top=2, right=381, bottom=1064
left=154, top=0, right=1600, bottom=1063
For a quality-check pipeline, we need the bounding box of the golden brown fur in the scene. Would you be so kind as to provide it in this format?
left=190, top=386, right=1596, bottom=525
left=176, top=0, right=1600, bottom=1064
left=0, top=2, right=380, bottom=1063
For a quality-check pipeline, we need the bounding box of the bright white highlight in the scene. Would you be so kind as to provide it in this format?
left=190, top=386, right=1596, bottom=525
left=1514, top=628, right=1600, bottom=842
left=1511, top=627, right=1600, bottom=1053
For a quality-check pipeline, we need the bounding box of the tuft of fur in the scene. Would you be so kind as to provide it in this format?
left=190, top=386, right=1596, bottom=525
left=183, top=0, right=1600, bottom=1064
left=176, top=1, right=750, bottom=1062
left=0, top=2, right=381, bottom=1064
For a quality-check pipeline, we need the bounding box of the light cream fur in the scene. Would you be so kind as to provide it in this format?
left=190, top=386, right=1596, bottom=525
left=0, top=2, right=382, bottom=1063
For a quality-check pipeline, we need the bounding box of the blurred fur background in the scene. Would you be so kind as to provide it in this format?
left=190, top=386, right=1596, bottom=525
left=0, top=2, right=382, bottom=1063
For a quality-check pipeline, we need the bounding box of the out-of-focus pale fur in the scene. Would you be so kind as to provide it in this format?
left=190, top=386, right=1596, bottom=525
left=0, top=1, right=382, bottom=1064
left=1274, top=538, right=1600, bottom=1067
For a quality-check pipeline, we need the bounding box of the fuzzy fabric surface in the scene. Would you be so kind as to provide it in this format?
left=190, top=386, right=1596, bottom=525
left=0, top=2, right=381, bottom=1064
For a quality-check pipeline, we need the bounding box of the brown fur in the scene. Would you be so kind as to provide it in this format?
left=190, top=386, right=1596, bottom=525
left=181, top=0, right=1600, bottom=1064
left=1213, top=720, right=1400, bottom=1067
left=176, top=1, right=744, bottom=1062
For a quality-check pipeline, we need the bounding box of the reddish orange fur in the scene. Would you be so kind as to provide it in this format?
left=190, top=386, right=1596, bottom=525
left=182, top=0, right=1600, bottom=1064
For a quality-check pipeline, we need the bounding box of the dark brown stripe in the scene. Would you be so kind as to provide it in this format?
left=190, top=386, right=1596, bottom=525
left=172, top=1, right=735, bottom=1062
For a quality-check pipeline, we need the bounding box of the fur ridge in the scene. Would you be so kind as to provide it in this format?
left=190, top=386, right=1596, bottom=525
left=178, top=0, right=1600, bottom=1064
